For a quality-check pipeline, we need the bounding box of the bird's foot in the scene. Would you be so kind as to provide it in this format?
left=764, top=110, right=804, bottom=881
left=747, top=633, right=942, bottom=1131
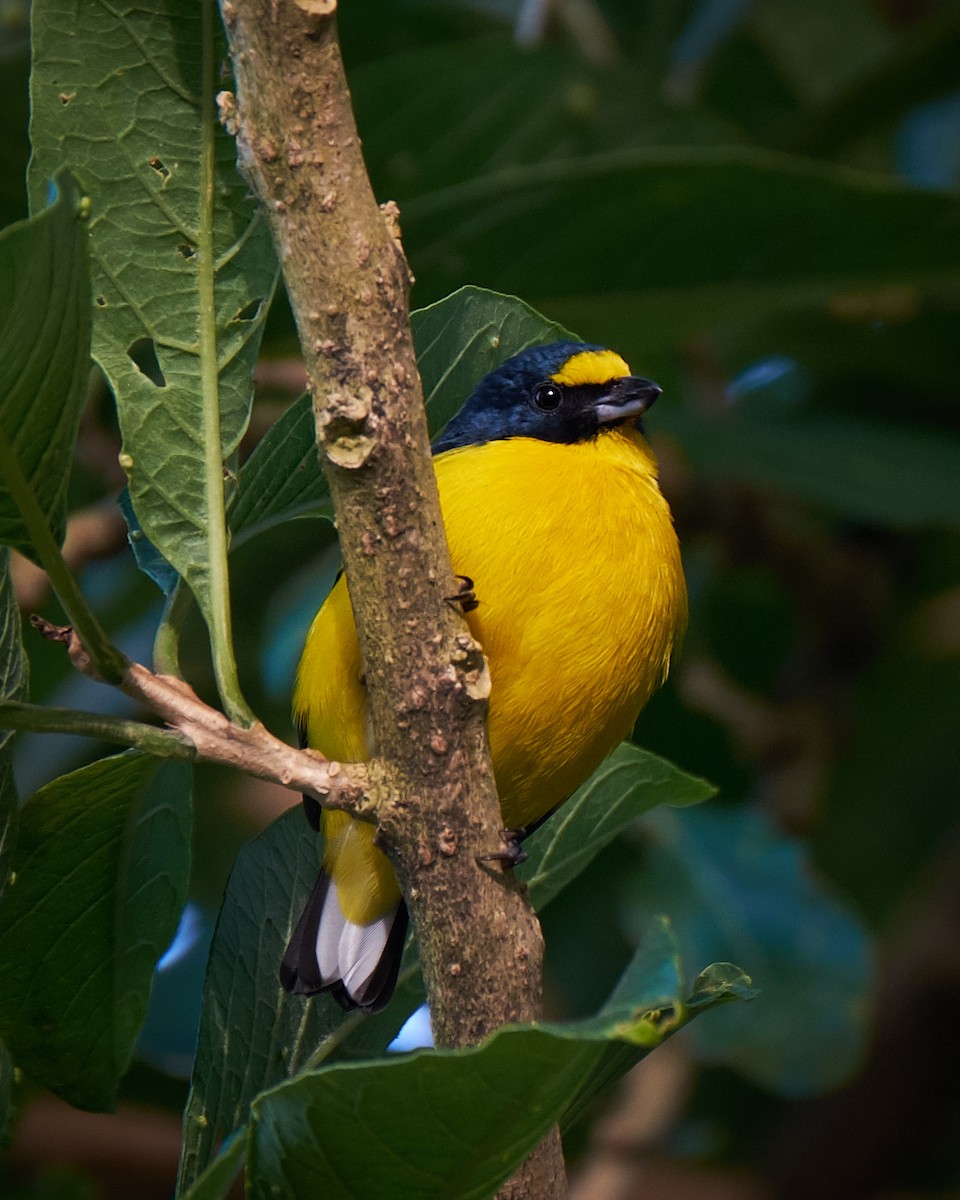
left=476, top=828, right=529, bottom=868
left=446, top=574, right=479, bottom=614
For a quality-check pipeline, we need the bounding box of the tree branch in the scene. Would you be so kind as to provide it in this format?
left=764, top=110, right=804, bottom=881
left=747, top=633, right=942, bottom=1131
left=219, top=26, right=569, bottom=1196
left=222, top=0, right=550, bottom=1057
left=26, top=616, right=375, bottom=817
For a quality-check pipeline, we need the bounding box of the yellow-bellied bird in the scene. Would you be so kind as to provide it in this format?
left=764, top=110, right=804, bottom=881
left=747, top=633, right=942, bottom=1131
left=281, top=342, right=687, bottom=1012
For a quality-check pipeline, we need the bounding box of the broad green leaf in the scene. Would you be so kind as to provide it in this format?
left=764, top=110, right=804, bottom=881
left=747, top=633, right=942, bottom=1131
left=351, top=37, right=741, bottom=200
left=626, top=804, right=872, bottom=1096
left=0, top=753, right=192, bottom=1110
left=413, top=286, right=573, bottom=438
left=399, top=149, right=960, bottom=310
left=177, top=808, right=345, bottom=1194
left=182, top=735, right=716, bottom=1188
left=559, top=918, right=754, bottom=1133
left=29, top=0, right=278, bottom=624
left=0, top=548, right=27, bottom=908
left=319, top=740, right=717, bottom=1062
left=245, top=918, right=751, bottom=1200
left=232, top=288, right=570, bottom=542
left=661, top=409, right=960, bottom=529
left=229, top=399, right=334, bottom=542
left=0, top=172, right=90, bottom=559
left=520, top=742, right=716, bottom=909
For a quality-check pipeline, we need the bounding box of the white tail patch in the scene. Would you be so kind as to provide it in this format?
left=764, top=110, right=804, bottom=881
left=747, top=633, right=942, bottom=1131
left=315, top=883, right=399, bottom=1004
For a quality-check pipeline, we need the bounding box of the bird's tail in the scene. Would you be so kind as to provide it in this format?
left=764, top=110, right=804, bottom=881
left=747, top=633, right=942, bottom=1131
left=280, top=871, right=409, bottom=1014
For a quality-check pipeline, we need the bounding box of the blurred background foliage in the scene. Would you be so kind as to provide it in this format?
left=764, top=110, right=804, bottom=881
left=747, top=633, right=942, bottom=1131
left=2, top=0, right=960, bottom=1196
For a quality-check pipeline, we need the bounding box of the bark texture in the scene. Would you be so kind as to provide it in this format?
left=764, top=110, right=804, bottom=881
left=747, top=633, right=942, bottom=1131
left=222, top=15, right=564, bottom=1195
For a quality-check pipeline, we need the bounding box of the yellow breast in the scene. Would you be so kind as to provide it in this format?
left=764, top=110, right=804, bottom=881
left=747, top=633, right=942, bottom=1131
left=296, top=427, right=686, bottom=833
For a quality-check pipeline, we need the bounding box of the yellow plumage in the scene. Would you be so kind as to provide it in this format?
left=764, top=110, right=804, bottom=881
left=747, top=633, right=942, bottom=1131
left=294, top=424, right=686, bottom=926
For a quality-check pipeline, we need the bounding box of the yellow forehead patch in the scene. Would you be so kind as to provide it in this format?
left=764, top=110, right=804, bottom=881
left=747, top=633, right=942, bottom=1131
left=550, top=349, right=631, bottom=387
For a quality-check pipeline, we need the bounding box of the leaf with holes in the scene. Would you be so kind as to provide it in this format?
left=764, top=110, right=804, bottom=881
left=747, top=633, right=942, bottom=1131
left=29, top=0, right=278, bottom=623
left=0, top=753, right=192, bottom=1110
left=0, top=173, right=90, bottom=561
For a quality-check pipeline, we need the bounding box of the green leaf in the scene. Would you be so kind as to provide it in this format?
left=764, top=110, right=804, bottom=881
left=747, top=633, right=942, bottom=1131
left=414, top=286, right=574, bottom=439
left=399, top=149, right=960, bottom=316
left=626, top=804, right=872, bottom=1096
left=0, top=172, right=90, bottom=560
left=232, top=288, right=570, bottom=542
left=521, top=742, right=716, bottom=910
left=181, top=1134, right=245, bottom=1200
left=0, top=549, right=27, bottom=910
left=351, top=37, right=741, bottom=200
left=661, top=409, right=960, bottom=529
left=244, top=918, right=750, bottom=1200
left=29, top=0, right=278, bottom=631
left=177, top=808, right=346, bottom=1194
left=0, top=752, right=192, bottom=1110
left=559, top=918, right=754, bottom=1133
left=229, top=398, right=334, bottom=543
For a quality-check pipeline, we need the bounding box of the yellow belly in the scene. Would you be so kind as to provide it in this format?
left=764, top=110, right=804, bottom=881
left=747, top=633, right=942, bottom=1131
left=295, top=427, right=686, bottom=922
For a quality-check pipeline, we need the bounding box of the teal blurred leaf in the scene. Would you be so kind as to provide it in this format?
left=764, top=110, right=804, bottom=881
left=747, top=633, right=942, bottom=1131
left=232, top=288, right=571, bottom=542
left=0, top=753, right=192, bottom=1110
left=521, top=742, right=716, bottom=909
left=626, top=804, right=872, bottom=1095
left=117, top=488, right=180, bottom=597
left=0, top=172, right=90, bottom=560
left=244, top=917, right=750, bottom=1200
left=661, top=409, right=960, bottom=528
left=29, top=0, right=278, bottom=620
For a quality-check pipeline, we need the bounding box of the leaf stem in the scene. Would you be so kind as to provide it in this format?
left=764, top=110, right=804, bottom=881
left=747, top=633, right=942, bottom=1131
left=197, top=0, right=252, bottom=726
left=0, top=700, right=194, bottom=759
left=152, top=580, right=192, bottom=677
left=0, top=428, right=128, bottom=684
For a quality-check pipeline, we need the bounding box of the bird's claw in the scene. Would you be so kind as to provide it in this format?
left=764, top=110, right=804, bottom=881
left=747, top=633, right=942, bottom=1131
left=446, top=574, right=479, bottom=613
left=476, top=828, right=529, bottom=868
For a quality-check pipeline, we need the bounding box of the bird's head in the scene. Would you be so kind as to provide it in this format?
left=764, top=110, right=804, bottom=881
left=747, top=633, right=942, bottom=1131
left=433, top=342, right=662, bottom=454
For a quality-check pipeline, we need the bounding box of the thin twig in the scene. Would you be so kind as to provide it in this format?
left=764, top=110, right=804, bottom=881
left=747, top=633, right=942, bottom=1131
left=27, top=615, right=377, bottom=817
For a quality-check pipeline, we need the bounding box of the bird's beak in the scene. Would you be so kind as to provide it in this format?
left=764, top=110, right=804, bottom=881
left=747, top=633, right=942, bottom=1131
left=594, top=376, right=662, bottom=425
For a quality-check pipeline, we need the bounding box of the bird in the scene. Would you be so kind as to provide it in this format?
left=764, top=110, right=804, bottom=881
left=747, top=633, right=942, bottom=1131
left=280, top=341, right=688, bottom=1013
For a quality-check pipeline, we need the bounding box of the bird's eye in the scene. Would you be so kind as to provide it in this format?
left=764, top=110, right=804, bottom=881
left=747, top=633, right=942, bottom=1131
left=533, top=382, right=563, bottom=412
